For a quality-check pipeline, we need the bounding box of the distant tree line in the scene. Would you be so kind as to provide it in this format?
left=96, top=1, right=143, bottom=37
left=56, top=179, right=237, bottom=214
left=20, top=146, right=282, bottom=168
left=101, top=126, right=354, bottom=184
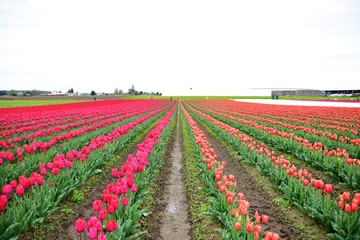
left=114, top=85, right=161, bottom=96
left=0, top=90, right=49, bottom=96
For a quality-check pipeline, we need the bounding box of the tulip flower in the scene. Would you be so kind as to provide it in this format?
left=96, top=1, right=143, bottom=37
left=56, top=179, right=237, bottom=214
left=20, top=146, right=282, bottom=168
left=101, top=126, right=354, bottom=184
left=131, top=184, right=138, bottom=193
left=262, top=215, right=269, bottom=224
left=234, top=221, right=241, bottom=231
left=246, top=222, right=253, bottom=233
left=345, top=204, right=351, bottom=213
left=16, top=185, right=24, bottom=196
left=2, top=184, right=12, bottom=195
left=98, top=232, right=107, bottom=240
left=323, top=184, right=333, bottom=194
left=351, top=203, right=358, bottom=212
left=107, top=204, right=115, bottom=214
left=0, top=195, right=7, bottom=204
left=10, top=180, right=17, bottom=189
left=75, top=218, right=86, bottom=233
left=52, top=167, right=59, bottom=175
left=106, top=220, right=118, bottom=232
left=122, top=196, right=129, bottom=207
left=93, top=200, right=102, bottom=212
left=88, top=226, right=98, bottom=239
left=343, top=192, right=351, bottom=201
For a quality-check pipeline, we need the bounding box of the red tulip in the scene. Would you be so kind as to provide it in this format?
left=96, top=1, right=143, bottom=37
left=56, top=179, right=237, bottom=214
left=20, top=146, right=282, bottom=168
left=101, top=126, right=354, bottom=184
left=0, top=202, right=5, bottom=212
left=93, top=200, right=102, bottom=212
left=234, top=222, right=241, bottom=231
left=345, top=204, right=351, bottom=213
left=0, top=195, right=7, bottom=204
left=323, top=184, right=333, bottom=194
left=40, top=167, right=47, bottom=175
left=111, top=168, right=118, bottom=177
left=106, top=220, right=118, bottom=232
left=338, top=201, right=344, bottom=209
left=303, top=179, right=309, bottom=186
left=52, top=167, right=59, bottom=175
left=272, top=233, right=280, bottom=240
left=246, top=222, right=253, bottom=233
left=343, top=192, right=350, bottom=201
left=254, top=224, right=262, bottom=234
left=262, top=215, right=269, bottom=224
left=10, top=180, right=17, bottom=189
left=264, top=232, right=273, bottom=240
left=75, top=218, right=86, bottom=233
left=35, top=177, right=44, bottom=186
left=98, top=208, right=107, bottom=221
left=122, top=196, right=129, bottom=207
left=2, top=184, right=12, bottom=195
left=16, top=185, right=24, bottom=196
left=351, top=203, right=358, bottom=212
left=131, top=184, right=138, bottom=193
left=107, top=204, right=115, bottom=214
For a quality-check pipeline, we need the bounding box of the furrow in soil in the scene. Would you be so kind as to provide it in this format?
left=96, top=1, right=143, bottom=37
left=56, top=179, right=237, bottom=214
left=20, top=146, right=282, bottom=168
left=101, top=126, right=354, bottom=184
left=159, top=113, right=191, bottom=240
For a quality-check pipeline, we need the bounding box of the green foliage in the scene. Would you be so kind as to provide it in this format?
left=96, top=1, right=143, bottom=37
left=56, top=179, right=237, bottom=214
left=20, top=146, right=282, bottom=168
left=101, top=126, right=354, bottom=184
left=71, top=190, right=85, bottom=203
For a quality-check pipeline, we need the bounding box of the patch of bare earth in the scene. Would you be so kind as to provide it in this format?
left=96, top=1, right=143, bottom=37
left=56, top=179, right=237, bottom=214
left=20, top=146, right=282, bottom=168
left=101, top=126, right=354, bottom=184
left=158, top=112, right=192, bottom=240
left=196, top=122, right=329, bottom=240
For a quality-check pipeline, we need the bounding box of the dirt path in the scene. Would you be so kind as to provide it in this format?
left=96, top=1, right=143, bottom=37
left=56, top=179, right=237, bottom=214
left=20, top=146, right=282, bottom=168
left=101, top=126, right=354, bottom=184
left=159, top=111, right=191, bottom=240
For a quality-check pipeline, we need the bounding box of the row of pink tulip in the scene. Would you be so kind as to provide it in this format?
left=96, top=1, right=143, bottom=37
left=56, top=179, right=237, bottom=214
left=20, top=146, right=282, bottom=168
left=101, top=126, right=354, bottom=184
left=74, top=103, right=176, bottom=240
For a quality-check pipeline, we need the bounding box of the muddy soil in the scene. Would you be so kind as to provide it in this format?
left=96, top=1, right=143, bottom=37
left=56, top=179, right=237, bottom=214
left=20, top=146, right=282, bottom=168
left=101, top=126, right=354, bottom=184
left=196, top=122, right=329, bottom=240
left=159, top=112, right=191, bottom=240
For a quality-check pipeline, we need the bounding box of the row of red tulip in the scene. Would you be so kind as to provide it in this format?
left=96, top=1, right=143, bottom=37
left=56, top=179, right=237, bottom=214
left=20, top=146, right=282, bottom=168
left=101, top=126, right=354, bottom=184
left=181, top=102, right=279, bottom=240
left=191, top=102, right=360, bottom=168
left=190, top=100, right=359, bottom=145
left=0, top=101, right=167, bottom=164
left=184, top=101, right=360, bottom=238
left=185, top=102, right=336, bottom=195
left=0, top=100, right=167, bottom=140
left=74, top=103, right=176, bottom=240
left=0, top=100, right=139, bottom=127
left=192, top=100, right=360, bottom=137
left=0, top=103, right=171, bottom=213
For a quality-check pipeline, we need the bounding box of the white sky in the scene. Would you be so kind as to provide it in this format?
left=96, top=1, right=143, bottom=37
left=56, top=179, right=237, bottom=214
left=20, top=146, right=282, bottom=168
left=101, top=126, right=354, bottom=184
left=0, top=0, right=359, bottom=96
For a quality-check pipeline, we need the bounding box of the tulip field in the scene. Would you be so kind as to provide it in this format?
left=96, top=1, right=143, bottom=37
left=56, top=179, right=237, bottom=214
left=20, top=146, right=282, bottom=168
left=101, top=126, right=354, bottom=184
left=0, top=99, right=359, bottom=239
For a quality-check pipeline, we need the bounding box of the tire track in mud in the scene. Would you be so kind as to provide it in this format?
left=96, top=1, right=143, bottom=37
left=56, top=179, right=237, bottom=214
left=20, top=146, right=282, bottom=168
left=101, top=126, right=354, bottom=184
left=159, top=111, right=191, bottom=240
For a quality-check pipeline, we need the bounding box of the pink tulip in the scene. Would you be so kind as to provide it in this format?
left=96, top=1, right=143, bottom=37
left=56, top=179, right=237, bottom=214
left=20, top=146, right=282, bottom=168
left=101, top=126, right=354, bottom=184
left=2, top=184, right=12, bottom=195
left=93, top=200, right=102, bottom=212
left=0, top=195, right=7, bottom=204
left=98, top=232, right=107, bottom=240
left=98, top=208, right=107, bottom=221
left=88, top=226, right=98, bottom=239
left=122, top=196, right=129, bottom=207
left=75, top=218, right=86, bottom=233
left=16, top=185, right=24, bottom=196
left=10, top=180, right=17, bottom=189
left=52, top=167, right=59, bottom=175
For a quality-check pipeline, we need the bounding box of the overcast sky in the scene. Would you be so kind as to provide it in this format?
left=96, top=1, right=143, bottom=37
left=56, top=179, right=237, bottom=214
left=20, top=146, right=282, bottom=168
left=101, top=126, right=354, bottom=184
left=0, top=0, right=359, bottom=96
